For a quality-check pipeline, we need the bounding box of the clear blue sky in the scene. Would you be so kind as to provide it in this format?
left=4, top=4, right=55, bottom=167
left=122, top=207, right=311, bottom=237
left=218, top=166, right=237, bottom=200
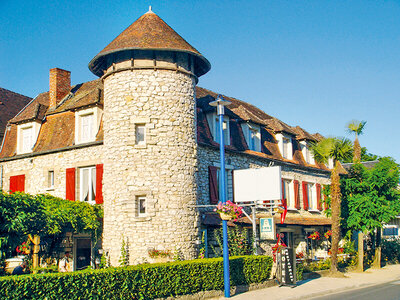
left=1, top=0, right=399, bottom=162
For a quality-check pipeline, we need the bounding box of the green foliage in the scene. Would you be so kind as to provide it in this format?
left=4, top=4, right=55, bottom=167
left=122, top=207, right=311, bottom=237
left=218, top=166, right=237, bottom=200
left=310, top=137, right=353, bottom=165
left=341, top=158, right=400, bottom=233
left=118, top=238, right=129, bottom=267
left=346, top=120, right=366, bottom=136
left=303, top=259, right=331, bottom=272
left=0, top=191, right=103, bottom=259
left=211, top=226, right=254, bottom=257
left=341, top=147, right=379, bottom=163
left=322, top=185, right=331, bottom=217
left=381, top=238, right=400, bottom=264
left=0, top=255, right=273, bottom=300
left=296, top=263, right=304, bottom=281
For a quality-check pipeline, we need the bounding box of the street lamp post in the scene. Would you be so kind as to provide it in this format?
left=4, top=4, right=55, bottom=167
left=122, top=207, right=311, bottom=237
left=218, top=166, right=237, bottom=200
left=210, top=95, right=231, bottom=298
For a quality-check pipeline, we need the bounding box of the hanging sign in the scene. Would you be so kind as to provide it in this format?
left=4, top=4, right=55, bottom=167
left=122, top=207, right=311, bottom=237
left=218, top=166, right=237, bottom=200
left=260, top=217, right=275, bottom=240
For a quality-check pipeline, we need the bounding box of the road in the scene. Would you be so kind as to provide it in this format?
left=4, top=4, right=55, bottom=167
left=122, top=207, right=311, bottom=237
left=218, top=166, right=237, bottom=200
left=312, top=280, right=400, bottom=300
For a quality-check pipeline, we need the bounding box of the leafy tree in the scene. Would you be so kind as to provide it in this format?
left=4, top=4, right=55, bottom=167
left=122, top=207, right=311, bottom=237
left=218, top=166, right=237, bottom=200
left=0, top=192, right=103, bottom=265
left=346, top=120, right=367, bottom=272
left=311, top=137, right=353, bottom=274
left=342, top=158, right=400, bottom=268
left=346, top=120, right=366, bottom=163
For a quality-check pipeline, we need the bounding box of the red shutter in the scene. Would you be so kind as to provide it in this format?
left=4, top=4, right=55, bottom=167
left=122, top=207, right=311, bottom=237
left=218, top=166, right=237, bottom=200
left=9, top=175, right=25, bottom=193
left=302, top=181, right=309, bottom=211
left=316, top=183, right=322, bottom=211
left=208, top=166, right=219, bottom=204
left=95, top=164, right=104, bottom=204
left=281, top=179, right=287, bottom=207
left=66, top=168, right=76, bottom=201
left=293, top=180, right=300, bottom=209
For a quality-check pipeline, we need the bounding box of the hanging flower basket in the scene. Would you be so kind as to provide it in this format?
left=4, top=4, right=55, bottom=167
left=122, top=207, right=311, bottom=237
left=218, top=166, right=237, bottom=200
left=214, top=200, right=243, bottom=221
left=219, top=212, right=234, bottom=221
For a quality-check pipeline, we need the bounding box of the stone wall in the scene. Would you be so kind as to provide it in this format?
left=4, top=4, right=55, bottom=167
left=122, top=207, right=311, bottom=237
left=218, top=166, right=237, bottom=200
left=197, top=145, right=331, bottom=214
left=0, top=144, right=104, bottom=197
left=102, top=68, right=199, bottom=265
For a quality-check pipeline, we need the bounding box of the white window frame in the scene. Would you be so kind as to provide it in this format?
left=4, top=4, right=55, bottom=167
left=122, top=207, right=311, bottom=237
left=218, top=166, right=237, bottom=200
left=276, top=133, right=293, bottom=160
left=282, top=179, right=295, bottom=209
left=300, top=141, right=315, bottom=164
left=213, top=163, right=234, bottom=202
left=48, top=170, right=55, bottom=189
left=306, top=182, right=319, bottom=211
left=75, top=107, right=102, bottom=145
left=79, top=166, right=96, bottom=205
left=206, top=113, right=230, bottom=146
left=137, top=195, right=147, bottom=217
left=16, top=121, right=41, bottom=154
left=241, top=122, right=261, bottom=152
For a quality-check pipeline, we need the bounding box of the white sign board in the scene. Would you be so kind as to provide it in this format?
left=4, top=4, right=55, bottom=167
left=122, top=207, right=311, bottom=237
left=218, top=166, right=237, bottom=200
left=233, top=166, right=281, bottom=202
left=260, top=217, right=275, bottom=240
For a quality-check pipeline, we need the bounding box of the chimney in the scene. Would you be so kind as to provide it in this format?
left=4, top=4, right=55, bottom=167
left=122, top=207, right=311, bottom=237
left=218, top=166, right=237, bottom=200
left=49, top=68, right=71, bottom=109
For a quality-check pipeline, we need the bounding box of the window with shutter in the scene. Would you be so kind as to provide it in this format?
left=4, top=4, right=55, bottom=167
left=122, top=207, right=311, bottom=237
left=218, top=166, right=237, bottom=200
left=294, top=180, right=300, bottom=209
left=95, top=164, right=103, bottom=204
left=302, top=181, right=309, bottom=210
left=208, top=166, right=219, bottom=204
left=66, top=168, right=76, bottom=201
left=10, top=175, right=25, bottom=193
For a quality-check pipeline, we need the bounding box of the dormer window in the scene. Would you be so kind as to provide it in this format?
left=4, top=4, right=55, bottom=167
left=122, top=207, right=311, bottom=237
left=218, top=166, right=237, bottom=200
left=17, top=121, right=41, bottom=154
left=241, top=122, right=261, bottom=152
left=300, top=141, right=315, bottom=164
left=75, top=107, right=102, bottom=144
left=276, top=133, right=293, bottom=160
left=206, top=113, right=230, bottom=146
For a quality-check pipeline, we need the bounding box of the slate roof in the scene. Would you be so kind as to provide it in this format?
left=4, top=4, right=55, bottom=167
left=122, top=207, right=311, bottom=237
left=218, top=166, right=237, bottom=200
left=196, top=87, right=329, bottom=171
left=0, top=88, right=31, bottom=141
left=0, top=82, right=330, bottom=175
left=0, top=80, right=103, bottom=158
left=89, top=10, right=210, bottom=77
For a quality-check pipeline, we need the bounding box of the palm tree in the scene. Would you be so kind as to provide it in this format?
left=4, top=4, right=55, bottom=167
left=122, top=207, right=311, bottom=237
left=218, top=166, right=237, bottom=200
left=311, top=137, right=353, bottom=274
left=347, top=120, right=367, bottom=272
left=346, top=120, right=366, bottom=163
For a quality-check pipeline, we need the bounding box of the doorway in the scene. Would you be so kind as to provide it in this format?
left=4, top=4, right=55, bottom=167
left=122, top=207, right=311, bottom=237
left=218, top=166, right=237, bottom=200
left=74, top=238, right=92, bottom=270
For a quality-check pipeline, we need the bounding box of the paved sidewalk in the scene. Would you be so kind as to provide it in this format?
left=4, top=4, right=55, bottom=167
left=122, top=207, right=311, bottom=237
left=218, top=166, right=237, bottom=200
left=218, top=265, right=400, bottom=299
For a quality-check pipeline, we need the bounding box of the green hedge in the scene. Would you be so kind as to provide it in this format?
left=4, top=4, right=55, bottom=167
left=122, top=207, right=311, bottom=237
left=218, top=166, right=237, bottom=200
left=0, top=255, right=272, bottom=300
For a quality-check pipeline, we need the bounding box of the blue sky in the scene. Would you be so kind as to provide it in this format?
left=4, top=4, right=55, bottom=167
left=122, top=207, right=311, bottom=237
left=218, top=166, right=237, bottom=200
left=1, top=0, right=399, bottom=162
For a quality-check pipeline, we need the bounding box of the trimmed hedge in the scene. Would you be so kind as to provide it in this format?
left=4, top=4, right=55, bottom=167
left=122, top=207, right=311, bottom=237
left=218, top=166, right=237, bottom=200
left=0, top=255, right=272, bottom=300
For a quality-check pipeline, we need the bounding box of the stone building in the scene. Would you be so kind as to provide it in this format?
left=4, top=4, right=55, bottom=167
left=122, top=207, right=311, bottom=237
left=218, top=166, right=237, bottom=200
left=0, top=9, right=338, bottom=267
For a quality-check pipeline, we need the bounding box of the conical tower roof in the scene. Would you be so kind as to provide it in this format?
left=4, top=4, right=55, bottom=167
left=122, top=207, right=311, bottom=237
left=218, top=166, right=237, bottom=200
left=89, top=9, right=210, bottom=77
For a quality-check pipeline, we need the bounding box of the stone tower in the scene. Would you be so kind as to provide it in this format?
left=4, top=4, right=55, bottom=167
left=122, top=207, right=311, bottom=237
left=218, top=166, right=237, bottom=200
left=88, top=9, right=210, bottom=265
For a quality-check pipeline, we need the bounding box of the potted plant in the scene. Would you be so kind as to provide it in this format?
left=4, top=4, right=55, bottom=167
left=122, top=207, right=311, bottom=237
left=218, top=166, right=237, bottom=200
left=214, top=200, right=243, bottom=221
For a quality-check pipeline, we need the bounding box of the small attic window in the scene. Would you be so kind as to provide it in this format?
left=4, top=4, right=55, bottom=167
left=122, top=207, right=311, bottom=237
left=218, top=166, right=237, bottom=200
left=17, top=122, right=41, bottom=154
left=75, top=107, right=102, bottom=145
left=276, top=133, right=293, bottom=160
left=206, top=113, right=230, bottom=146
left=300, top=141, right=315, bottom=164
left=241, top=122, right=261, bottom=152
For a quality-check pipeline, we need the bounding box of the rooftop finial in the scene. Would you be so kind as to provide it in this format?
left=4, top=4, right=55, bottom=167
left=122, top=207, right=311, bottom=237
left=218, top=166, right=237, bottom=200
left=148, top=5, right=153, bottom=13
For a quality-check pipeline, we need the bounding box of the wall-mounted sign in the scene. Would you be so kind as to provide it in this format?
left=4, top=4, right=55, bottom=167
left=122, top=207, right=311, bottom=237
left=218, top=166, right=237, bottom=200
left=260, top=217, right=275, bottom=240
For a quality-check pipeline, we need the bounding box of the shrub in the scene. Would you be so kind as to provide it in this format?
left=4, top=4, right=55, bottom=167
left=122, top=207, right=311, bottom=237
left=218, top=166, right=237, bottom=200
left=0, top=255, right=272, bottom=300
left=382, top=238, right=400, bottom=264
left=296, top=263, right=304, bottom=281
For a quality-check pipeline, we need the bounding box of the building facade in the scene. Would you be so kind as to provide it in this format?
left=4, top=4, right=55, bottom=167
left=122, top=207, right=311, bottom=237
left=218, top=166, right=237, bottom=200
left=0, top=9, right=336, bottom=267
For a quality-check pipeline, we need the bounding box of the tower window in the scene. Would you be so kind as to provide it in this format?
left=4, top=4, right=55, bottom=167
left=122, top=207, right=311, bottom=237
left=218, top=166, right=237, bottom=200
left=135, top=124, right=146, bottom=145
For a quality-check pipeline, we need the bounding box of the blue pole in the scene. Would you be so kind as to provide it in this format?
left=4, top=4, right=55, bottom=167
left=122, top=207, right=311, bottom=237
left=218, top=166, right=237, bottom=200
left=218, top=110, right=230, bottom=298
